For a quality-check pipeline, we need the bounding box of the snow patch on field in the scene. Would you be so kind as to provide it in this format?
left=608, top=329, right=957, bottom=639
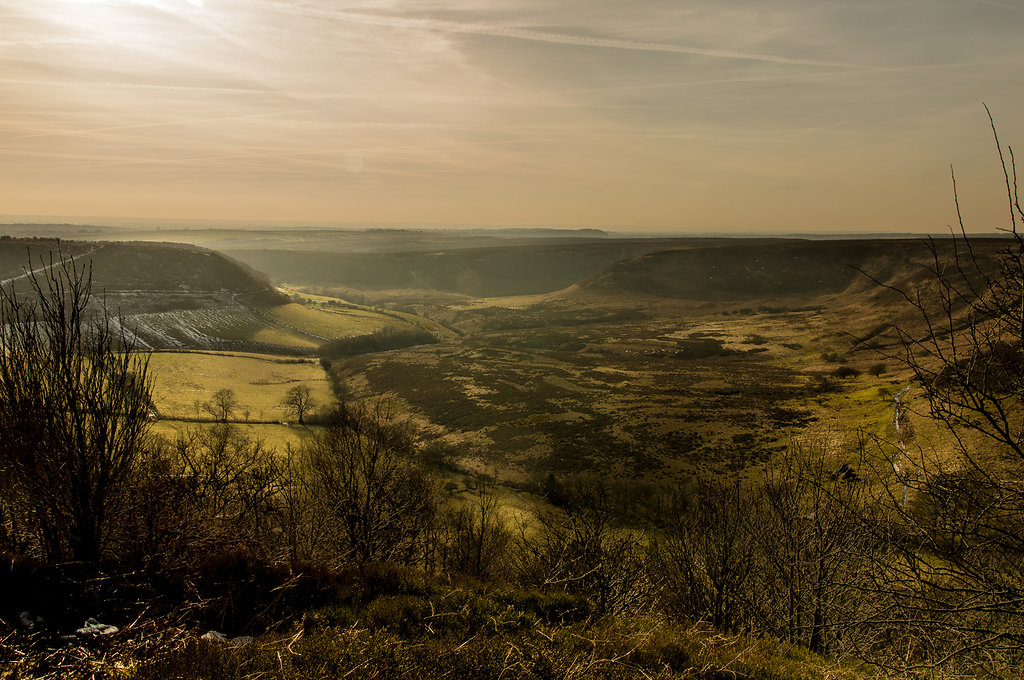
left=121, top=303, right=261, bottom=349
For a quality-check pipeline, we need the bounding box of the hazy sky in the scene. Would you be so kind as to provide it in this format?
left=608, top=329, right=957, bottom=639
left=2, top=0, right=1023, bottom=232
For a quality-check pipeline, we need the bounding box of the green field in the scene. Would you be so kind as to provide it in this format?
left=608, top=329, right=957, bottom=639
left=149, top=420, right=319, bottom=452
left=264, top=302, right=408, bottom=340
left=147, top=351, right=333, bottom=422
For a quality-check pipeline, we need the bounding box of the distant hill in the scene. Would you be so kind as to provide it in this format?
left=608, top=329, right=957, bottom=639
left=224, top=240, right=672, bottom=297
left=0, top=238, right=275, bottom=292
left=0, top=224, right=612, bottom=254
left=226, top=236, right=1011, bottom=304
left=572, top=238, right=1009, bottom=304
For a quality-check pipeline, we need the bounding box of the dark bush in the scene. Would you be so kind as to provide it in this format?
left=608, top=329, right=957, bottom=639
left=831, top=365, right=861, bottom=379
left=319, top=326, right=438, bottom=358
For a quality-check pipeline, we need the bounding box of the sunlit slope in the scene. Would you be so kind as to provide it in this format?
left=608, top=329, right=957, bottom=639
left=147, top=351, right=332, bottom=421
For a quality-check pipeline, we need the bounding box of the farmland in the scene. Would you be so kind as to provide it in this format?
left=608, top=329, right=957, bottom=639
left=146, top=351, right=332, bottom=422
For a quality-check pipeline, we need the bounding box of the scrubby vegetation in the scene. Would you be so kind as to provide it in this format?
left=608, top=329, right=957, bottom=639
left=6, top=130, right=1024, bottom=678
left=319, top=326, right=439, bottom=358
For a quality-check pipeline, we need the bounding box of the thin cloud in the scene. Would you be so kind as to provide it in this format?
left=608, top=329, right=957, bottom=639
left=0, top=77, right=282, bottom=95
left=5, top=110, right=306, bottom=142
left=269, top=4, right=866, bottom=70
left=969, top=0, right=1023, bottom=12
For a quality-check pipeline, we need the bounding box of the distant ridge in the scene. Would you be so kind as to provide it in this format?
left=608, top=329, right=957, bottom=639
left=573, top=238, right=1010, bottom=302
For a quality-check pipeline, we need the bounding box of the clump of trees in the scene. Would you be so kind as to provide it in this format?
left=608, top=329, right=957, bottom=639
left=319, top=326, right=438, bottom=358
left=202, top=388, right=238, bottom=422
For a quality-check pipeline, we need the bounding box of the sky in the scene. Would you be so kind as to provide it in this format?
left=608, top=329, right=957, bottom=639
left=1, top=0, right=1023, bottom=233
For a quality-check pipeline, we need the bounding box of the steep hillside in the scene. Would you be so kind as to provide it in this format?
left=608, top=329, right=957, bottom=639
left=0, top=239, right=422, bottom=353
left=0, top=239, right=281, bottom=303
left=573, top=238, right=1008, bottom=304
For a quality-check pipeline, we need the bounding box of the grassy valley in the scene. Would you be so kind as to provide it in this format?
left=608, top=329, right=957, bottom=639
left=0, top=231, right=982, bottom=491
left=1, top=229, right=1020, bottom=679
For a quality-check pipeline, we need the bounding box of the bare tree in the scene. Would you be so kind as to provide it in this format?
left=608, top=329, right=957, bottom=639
left=519, top=476, right=650, bottom=618
left=651, top=475, right=759, bottom=633
left=281, top=384, right=315, bottom=425
left=440, top=477, right=512, bottom=580
left=171, top=423, right=284, bottom=557
left=299, top=400, right=437, bottom=566
left=858, top=111, right=1024, bottom=672
left=0, top=254, right=153, bottom=565
left=756, top=442, right=872, bottom=656
left=203, top=388, right=238, bottom=423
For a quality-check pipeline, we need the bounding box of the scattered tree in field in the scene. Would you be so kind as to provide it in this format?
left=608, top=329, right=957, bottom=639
left=203, top=388, right=238, bottom=422
left=0, top=254, right=153, bottom=565
left=830, top=365, right=860, bottom=379
left=281, top=384, right=315, bottom=424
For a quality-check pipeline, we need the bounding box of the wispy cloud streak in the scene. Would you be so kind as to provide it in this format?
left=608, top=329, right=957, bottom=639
left=270, top=3, right=866, bottom=69
left=4, top=110, right=305, bottom=142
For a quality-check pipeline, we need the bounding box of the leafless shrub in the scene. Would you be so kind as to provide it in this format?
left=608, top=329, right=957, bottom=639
left=173, top=423, right=285, bottom=557
left=853, top=110, right=1024, bottom=673
left=297, top=400, right=438, bottom=567
left=650, top=475, right=759, bottom=634
left=517, top=476, right=650, bottom=618
left=0, top=254, right=153, bottom=565
left=755, top=442, right=873, bottom=656
left=438, top=478, right=513, bottom=581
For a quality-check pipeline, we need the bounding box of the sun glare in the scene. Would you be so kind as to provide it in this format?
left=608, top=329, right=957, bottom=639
left=60, top=0, right=204, bottom=12
left=51, top=0, right=208, bottom=52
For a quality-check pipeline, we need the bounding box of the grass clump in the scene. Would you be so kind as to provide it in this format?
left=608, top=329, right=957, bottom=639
left=129, top=607, right=872, bottom=680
